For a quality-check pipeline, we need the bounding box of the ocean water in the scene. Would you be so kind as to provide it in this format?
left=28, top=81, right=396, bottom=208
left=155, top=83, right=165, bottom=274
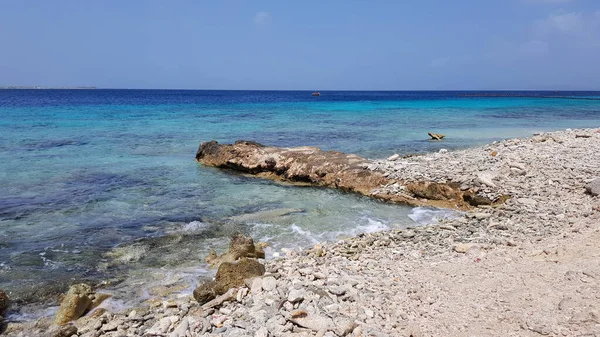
left=1, top=90, right=599, bottom=312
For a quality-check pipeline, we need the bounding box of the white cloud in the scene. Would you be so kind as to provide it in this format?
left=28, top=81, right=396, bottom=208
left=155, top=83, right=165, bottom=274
left=253, top=11, right=270, bottom=25
left=548, top=12, right=582, bottom=31
left=521, top=40, right=549, bottom=53
left=429, top=57, right=449, bottom=67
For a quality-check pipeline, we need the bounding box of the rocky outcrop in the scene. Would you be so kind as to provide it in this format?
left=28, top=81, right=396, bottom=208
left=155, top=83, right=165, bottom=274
left=196, top=140, right=488, bottom=209
left=196, top=140, right=387, bottom=194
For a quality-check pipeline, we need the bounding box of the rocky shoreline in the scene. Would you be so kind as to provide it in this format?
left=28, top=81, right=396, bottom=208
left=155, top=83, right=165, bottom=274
left=3, top=128, right=600, bottom=336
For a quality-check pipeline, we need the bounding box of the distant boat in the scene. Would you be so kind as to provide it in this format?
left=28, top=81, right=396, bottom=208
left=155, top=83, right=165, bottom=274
left=312, top=91, right=321, bottom=97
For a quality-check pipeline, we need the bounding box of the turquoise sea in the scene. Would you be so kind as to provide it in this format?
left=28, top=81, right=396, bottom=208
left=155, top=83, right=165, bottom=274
left=1, top=90, right=599, bottom=314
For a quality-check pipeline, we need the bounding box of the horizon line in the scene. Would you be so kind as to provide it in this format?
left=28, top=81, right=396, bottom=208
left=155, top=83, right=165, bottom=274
left=2, top=87, right=600, bottom=92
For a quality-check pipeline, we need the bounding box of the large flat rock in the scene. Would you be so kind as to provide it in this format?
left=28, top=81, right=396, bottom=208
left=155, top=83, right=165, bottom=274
left=196, top=140, right=480, bottom=209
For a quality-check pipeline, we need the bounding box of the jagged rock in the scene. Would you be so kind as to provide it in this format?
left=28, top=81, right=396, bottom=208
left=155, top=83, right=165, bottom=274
left=53, top=284, right=94, bottom=326
left=428, top=132, right=445, bottom=140
left=195, top=140, right=487, bottom=210
left=0, top=289, right=8, bottom=314
left=205, top=234, right=266, bottom=268
left=196, top=140, right=388, bottom=195
left=214, top=258, right=266, bottom=294
left=586, top=178, right=600, bottom=196
left=194, top=258, right=265, bottom=304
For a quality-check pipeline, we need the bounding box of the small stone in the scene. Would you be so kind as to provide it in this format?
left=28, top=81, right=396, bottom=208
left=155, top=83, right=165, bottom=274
left=454, top=243, right=474, bottom=253
left=473, top=212, right=492, bottom=220
left=255, top=326, right=269, bottom=337
left=387, top=154, right=400, bottom=161
left=261, top=276, right=277, bottom=292
left=517, top=198, right=537, bottom=207
left=298, top=267, right=313, bottom=276
left=169, top=317, right=189, bottom=337
left=477, top=173, right=497, bottom=188
left=250, top=277, right=263, bottom=293
left=289, top=310, right=334, bottom=332
left=287, top=288, right=305, bottom=303
left=439, top=149, right=448, bottom=154
left=101, top=320, right=121, bottom=332
left=219, top=307, right=232, bottom=315
left=364, top=308, right=374, bottom=318
left=328, top=286, right=346, bottom=296
left=237, top=287, right=248, bottom=302
left=50, top=325, right=78, bottom=337
left=586, top=178, right=600, bottom=196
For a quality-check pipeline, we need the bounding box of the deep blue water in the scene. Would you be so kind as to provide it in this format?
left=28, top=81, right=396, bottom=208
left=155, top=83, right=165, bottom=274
left=1, top=89, right=599, bottom=304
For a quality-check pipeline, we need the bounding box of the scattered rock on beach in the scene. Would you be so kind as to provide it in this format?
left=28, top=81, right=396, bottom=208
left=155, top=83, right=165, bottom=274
left=194, top=258, right=265, bottom=304
left=289, top=309, right=334, bottom=332
left=193, top=280, right=219, bottom=305
left=53, top=284, right=94, bottom=326
left=214, top=258, right=265, bottom=293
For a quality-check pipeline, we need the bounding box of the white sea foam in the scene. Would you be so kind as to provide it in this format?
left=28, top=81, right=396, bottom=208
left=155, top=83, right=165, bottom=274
left=173, top=220, right=211, bottom=233
left=290, top=224, right=321, bottom=244
left=353, top=217, right=389, bottom=234
left=408, top=207, right=458, bottom=225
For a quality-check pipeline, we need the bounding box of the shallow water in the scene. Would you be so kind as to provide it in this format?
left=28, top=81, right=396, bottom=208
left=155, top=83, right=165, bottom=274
left=1, top=90, right=599, bottom=311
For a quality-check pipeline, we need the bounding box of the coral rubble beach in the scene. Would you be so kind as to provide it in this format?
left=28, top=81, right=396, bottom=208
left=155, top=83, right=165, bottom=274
left=3, top=128, right=600, bottom=336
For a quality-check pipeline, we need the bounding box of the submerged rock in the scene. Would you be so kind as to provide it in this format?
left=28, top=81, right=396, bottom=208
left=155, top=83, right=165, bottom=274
left=428, top=132, right=445, bottom=140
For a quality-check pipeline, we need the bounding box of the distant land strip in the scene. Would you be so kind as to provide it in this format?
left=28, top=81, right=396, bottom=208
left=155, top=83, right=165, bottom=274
left=0, top=86, right=96, bottom=89
left=457, top=93, right=600, bottom=100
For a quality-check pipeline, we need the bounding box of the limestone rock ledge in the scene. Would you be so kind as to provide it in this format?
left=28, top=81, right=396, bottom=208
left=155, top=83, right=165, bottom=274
left=196, top=140, right=498, bottom=209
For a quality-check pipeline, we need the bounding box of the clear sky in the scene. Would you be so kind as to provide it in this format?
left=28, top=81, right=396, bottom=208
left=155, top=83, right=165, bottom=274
left=1, top=0, right=599, bottom=90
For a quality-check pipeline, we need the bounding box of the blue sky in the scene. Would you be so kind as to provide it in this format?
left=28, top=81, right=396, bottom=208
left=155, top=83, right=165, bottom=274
left=1, top=0, right=599, bottom=90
